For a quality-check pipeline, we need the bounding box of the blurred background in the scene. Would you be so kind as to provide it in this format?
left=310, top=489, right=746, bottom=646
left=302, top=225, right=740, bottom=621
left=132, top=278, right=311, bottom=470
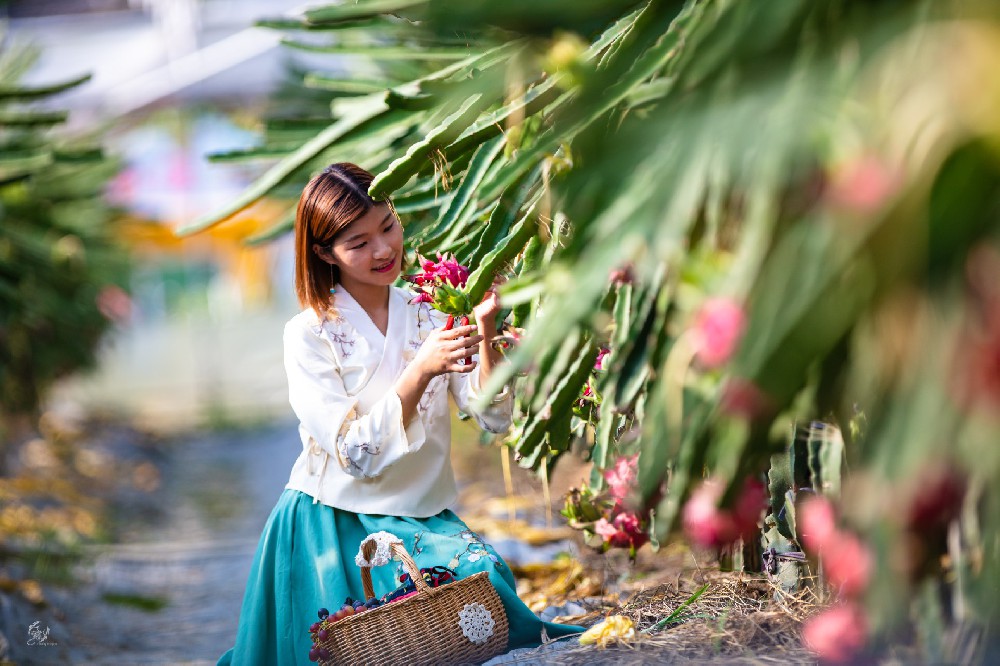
left=9, top=0, right=307, bottom=431
left=0, top=3, right=336, bottom=663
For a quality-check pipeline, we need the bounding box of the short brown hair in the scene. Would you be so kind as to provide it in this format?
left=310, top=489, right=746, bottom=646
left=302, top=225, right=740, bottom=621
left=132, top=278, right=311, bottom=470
left=294, top=163, right=386, bottom=317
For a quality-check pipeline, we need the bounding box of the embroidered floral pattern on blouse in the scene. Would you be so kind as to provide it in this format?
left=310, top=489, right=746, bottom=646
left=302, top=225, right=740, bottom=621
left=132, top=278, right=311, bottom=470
left=416, top=302, right=435, bottom=342
left=336, top=437, right=365, bottom=477
left=334, top=406, right=381, bottom=479
left=320, top=311, right=358, bottom=358
left=418, top=376, right=443, bottom=415
left=402, top=302, right=445, bottom=416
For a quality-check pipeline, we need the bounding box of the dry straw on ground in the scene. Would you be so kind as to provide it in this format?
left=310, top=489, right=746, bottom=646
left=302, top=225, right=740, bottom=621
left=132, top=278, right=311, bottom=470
left=534, top=571, right=821, bottom=665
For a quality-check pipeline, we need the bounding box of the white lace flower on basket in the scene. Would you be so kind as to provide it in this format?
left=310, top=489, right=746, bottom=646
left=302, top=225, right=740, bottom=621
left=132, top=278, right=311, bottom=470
left=457, top=603, right=495, bottom=644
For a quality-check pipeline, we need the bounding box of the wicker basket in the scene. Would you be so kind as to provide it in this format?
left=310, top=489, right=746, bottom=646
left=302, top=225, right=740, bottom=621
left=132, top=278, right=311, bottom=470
left=313, top=533, right=509, bottom=665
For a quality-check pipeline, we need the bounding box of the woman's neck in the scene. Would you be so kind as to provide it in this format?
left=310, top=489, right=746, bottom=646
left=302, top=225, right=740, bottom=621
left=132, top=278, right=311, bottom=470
left=340, top=281, right=390, bottom=317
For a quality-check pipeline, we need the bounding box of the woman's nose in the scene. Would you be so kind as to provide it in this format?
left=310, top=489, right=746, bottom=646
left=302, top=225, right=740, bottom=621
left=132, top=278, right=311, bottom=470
left=372, top=239, right=391, bottom=259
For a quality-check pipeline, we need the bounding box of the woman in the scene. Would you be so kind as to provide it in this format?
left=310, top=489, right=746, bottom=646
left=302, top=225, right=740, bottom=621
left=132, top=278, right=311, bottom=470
left=218, top=163, right=580, bottom=665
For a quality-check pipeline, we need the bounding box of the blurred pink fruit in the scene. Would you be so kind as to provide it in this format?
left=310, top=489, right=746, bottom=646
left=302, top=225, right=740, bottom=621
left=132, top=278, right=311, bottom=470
left=719, top=378, right=773, bottom=421
left=823, top=532, right=873, bottom=597
left=733, top=478, right=768, bottom=536
left=906, top=466, right=965, bottom=531
left=682, top=478, right=738, bottom=548
left=595, top=508, right=648, bottom=550
left=609, top=264, right=634, bottom=286
left=826, top=155, right=900, bottom=215
left=683, top=476, right=768, bottom=549
left=799, top=496, right=838, bottom=553
left=952, top=322, right=1000, bottom=410
left=802, top=604, right=868, bottom=663
left=603, top=454, right=638, bottom=501
left=693, top=298, right=746, bottom=368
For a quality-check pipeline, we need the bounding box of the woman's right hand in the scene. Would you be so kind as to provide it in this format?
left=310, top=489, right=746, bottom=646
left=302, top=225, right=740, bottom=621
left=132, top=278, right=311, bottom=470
left=413, top=324, right=482, bottom=379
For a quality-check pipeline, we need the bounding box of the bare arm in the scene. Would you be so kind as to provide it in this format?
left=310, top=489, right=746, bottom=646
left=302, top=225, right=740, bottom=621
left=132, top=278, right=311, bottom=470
left=473, top=289, right=504, bottom=389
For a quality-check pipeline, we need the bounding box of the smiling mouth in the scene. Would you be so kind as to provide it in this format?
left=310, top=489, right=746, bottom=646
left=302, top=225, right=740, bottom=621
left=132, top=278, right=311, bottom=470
left=373, top=257, right=395, bottom=272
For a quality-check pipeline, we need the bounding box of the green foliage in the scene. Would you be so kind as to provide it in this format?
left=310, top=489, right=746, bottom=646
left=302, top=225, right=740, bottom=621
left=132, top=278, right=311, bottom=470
left=195, top=1, right=1000, bottom=654
left=0, top=34, right=129, bottom=431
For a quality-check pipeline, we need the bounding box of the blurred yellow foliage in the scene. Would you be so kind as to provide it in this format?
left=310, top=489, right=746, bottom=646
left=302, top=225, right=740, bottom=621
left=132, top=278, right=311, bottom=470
left=120, top=197, right=288, bottom=307
left=511, top=555, right=604, bottom=613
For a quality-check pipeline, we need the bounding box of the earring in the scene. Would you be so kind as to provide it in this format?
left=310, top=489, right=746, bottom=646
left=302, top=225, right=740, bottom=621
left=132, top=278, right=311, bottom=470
left=329, top=263, right=336, bottom=295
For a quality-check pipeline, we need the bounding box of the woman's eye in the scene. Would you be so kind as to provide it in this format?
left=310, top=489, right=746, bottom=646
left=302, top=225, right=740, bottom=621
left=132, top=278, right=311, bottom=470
left=351, top=242, right=367, bottom=250
left=383, top=221, right=394, bottom=232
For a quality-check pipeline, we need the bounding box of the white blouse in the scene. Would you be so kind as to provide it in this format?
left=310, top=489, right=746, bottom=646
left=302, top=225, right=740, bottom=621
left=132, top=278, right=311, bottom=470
left=283, top=285, right=512, bottom=517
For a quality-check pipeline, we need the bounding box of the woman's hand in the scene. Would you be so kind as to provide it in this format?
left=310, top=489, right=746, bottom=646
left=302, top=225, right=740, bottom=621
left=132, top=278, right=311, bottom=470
left=396, top=322, right=480, bottom=426
left=473, top=287, right=502, bottom=330
left=413, top=324, right=482, bottom=379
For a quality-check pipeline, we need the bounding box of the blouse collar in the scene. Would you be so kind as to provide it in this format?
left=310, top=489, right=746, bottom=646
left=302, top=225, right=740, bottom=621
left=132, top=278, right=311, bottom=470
left=332, top=285, right=397, bottom=342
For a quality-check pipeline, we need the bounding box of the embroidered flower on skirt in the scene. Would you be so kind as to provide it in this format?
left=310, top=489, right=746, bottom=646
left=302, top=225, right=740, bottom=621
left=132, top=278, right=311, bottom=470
left=447, top=529, right=501, bottom=570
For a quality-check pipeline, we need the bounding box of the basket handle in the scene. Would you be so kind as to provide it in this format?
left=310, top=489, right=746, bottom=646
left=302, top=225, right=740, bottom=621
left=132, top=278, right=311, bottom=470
left=359, top=537, right=431, bottom=601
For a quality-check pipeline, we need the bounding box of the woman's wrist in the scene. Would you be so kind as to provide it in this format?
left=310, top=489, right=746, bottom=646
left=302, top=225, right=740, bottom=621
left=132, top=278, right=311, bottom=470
left=403, top=357, right=435, bottom=385
left=475, top=315, right=497, bottom=339
left=478, top=329, right=502, bottom=368
left=414, top=360, right=438, bottom=384
left=396, top=361, right=434, bottom=425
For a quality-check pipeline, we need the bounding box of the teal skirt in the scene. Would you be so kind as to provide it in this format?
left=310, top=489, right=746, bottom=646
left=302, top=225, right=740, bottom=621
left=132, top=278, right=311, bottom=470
left=218, top=489, right=582, bottom=665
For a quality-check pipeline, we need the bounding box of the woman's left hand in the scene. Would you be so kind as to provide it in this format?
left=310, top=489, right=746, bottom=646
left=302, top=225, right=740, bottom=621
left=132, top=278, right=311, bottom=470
left=472, top=287, right=502, bottom=329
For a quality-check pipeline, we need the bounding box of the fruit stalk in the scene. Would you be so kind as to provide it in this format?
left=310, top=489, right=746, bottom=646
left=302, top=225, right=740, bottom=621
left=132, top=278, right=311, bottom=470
left=460, top=315, right=470, bottom=365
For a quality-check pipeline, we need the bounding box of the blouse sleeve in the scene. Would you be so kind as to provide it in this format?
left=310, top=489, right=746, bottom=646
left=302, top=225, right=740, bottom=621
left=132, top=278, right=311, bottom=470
left=284, top=319, right=426, bottom=479
left=448, top=358, right=514, bottom=434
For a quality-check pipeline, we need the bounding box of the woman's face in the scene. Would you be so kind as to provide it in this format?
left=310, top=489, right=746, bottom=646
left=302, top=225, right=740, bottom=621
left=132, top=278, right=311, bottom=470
left=319, top=203, right=403, bottom=290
